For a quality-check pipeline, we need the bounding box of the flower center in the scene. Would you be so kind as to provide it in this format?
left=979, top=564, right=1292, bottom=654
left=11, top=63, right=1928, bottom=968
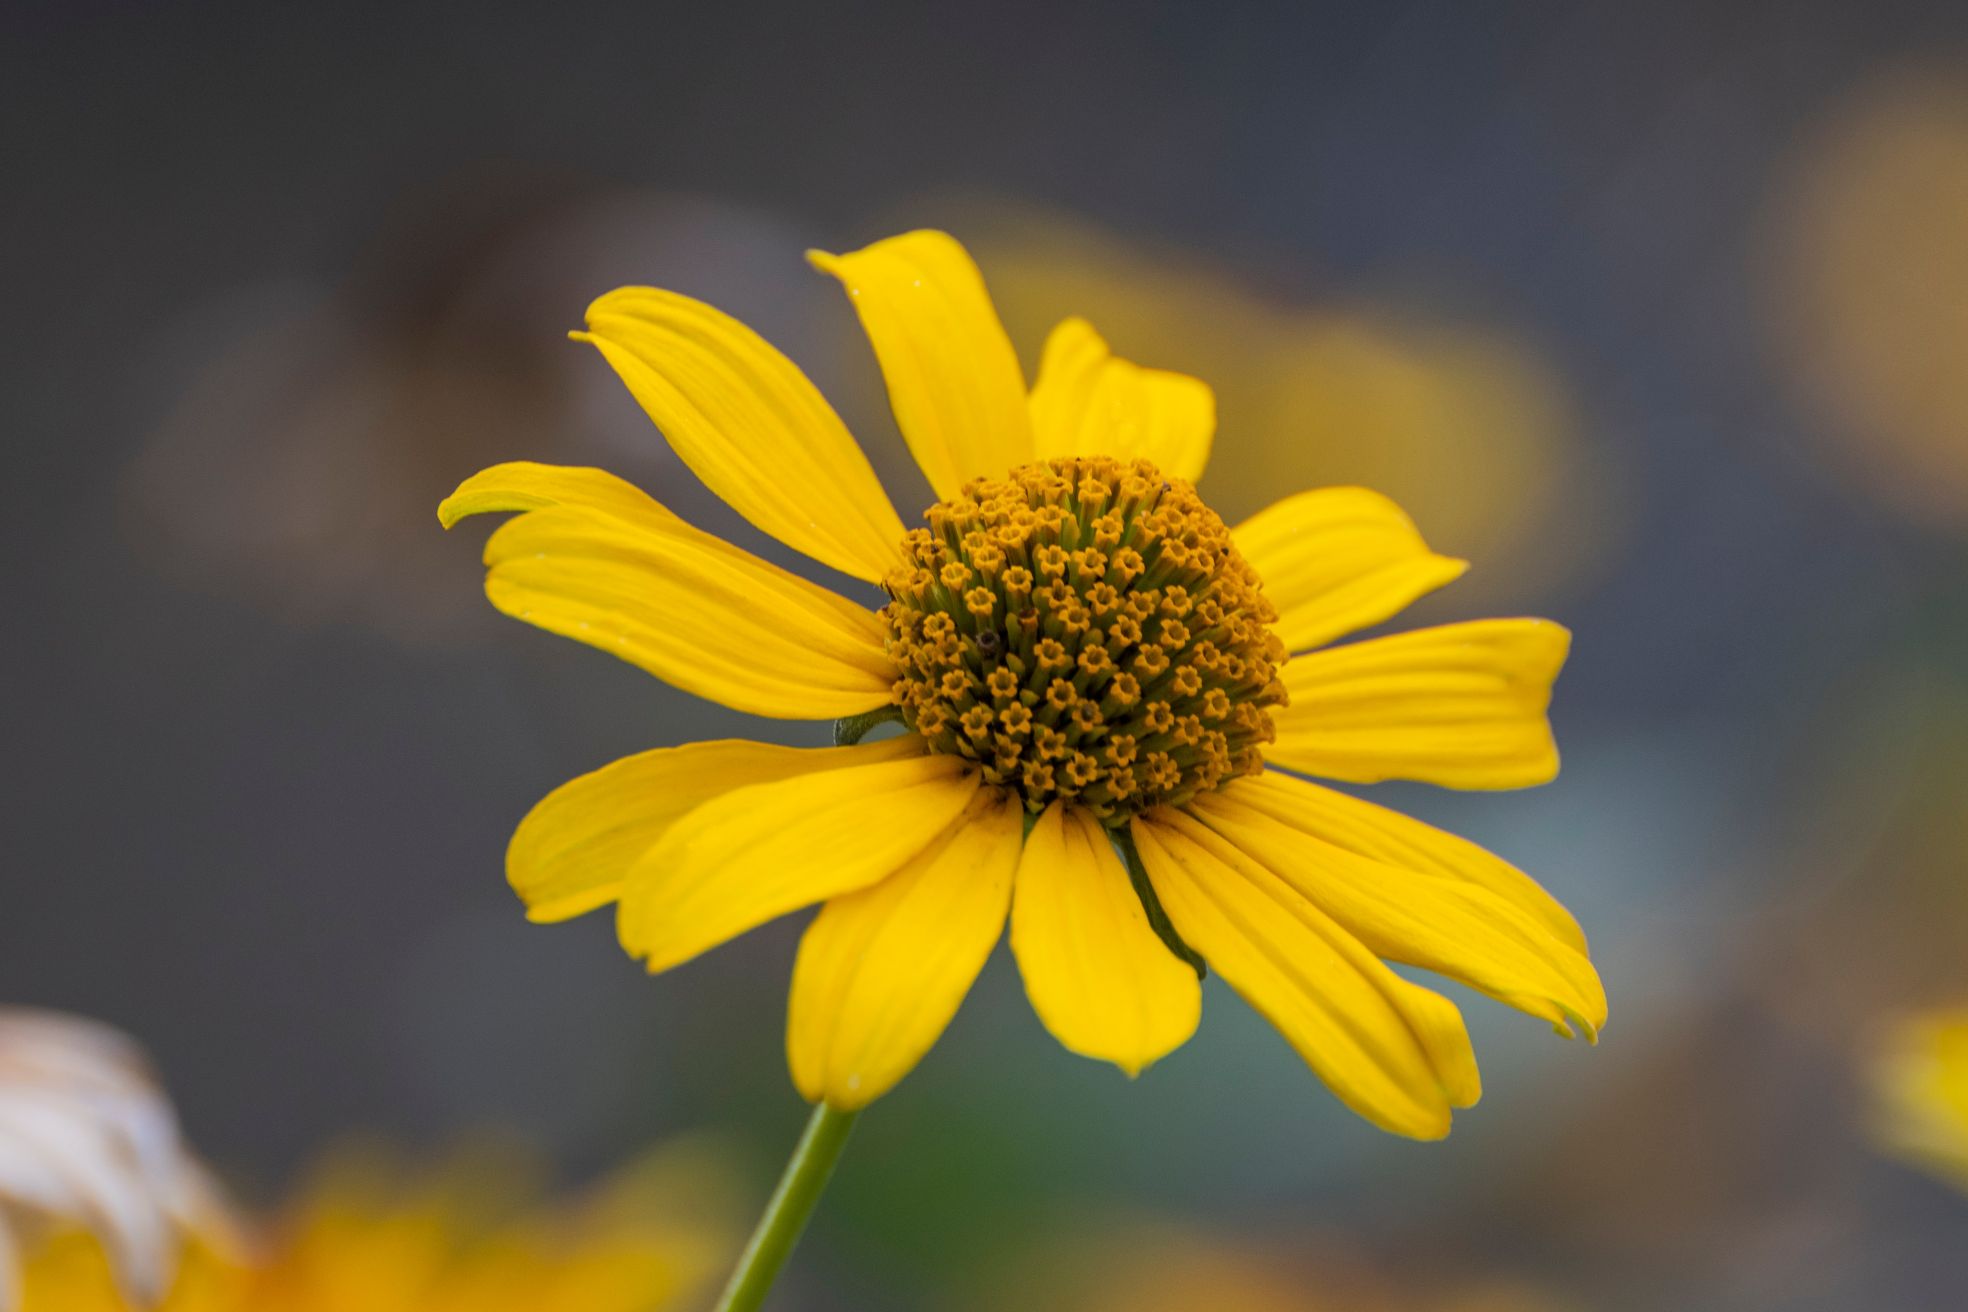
left=881, top=456, right=1288, bottom=821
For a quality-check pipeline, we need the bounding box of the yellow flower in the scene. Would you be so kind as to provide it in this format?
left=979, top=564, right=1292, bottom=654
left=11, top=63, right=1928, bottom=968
left=1764, top=65, right=1968, bottom=529
left=18, top=1147, right=729, bottom=1312
left=1870, top=1007, right=1968, bottom=1191
left=442, top=229, right=1605, bottom=1138
left=990, top=1217, right=1579, bottom=1312
left=938, top=202, right=1607, bottom=600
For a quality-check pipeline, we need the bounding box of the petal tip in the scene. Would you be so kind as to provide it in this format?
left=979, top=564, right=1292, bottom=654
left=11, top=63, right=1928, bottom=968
left=1391, top=1107, right=1455, bottom=1142
left=1528, top=745, right=1562, bottom=787
left=435, top=476, right=488, bottom=529
left=579, top=286, right=647, bottom=324
left=1527, top=618, right=1575, bottom=667
left=1112, top=1047, right=1168, bottom=1080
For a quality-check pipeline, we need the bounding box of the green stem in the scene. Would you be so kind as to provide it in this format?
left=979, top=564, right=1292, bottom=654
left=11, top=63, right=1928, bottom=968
left=712, top=1103, right=859, bottom=1312
left=707, top=709, right=889, bottom=1309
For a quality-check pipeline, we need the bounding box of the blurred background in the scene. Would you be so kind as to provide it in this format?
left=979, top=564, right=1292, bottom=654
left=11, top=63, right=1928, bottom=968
left=5, top=1, right=1968, bottom=1307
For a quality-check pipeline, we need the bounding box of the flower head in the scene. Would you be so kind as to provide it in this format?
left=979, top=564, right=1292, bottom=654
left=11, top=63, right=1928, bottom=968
left=885, top=455, right=1285, bottom=818
left=442, top=229, right=1606, bottom=1137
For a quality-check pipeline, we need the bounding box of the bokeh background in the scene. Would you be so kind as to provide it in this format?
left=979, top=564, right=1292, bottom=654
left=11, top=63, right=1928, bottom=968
left=7, top=2, right=1968, bottom=1307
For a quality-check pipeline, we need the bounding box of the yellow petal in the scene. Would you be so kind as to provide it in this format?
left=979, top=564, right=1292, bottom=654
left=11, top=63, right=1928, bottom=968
left=1028, top=317, right=1215, bottom=482
left=577, top=287, right=906, bottom=583
left=439, top=461, right=678, bottom=531
left=788, top=787, right=1023, bottom=1109
left=1234, top=766, right=1589, bottom=953
left=481, top=503, right=894, bottom=720
left=1009, top=802, right=1200, bottom=1075
left=1268, top=619, right=1569, bottom=789
left=1190, top=785, right=1605, bottom=1039
left=1234, top=487, right=1469, bottom=653
left=508, top=735, right=926, bottom=924
left=809, top=230, right=1033, bottom=498
left=617, top=746, right=979, bottom=971
left=1132, top=809, right=1479, bottom=1139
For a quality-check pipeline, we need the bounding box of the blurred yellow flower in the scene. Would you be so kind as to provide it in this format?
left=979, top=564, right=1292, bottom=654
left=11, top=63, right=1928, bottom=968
left=444, top=228, right=1604, bottom=1138
left=1870, top=1008, right=1968, bottom=1191
left=1766, top=64, right=1968, bottom=528
left=986, top=1218, right=1578, bottom=1312
left=17, top=1146, right=730, bottom=1312
left=941, top=203, right=1609, bottom=600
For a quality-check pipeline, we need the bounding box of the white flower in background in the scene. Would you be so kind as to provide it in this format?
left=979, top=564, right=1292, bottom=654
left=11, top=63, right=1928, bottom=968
left=0, top=1009, right=235, bottom=1310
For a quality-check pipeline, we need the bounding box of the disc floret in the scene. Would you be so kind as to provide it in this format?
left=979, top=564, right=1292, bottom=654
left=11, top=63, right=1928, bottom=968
left=881, top=456, right=1288, bottom=821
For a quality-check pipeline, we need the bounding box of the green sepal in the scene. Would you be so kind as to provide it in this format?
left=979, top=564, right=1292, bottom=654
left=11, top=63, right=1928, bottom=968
left=833, top=706, right=904, bottom=747
left=1112, top=825, right=1207, bottom=980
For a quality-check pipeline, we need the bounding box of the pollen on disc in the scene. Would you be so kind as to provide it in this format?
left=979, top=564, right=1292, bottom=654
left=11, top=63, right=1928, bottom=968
left=880, top=456, right=1288, bottom=821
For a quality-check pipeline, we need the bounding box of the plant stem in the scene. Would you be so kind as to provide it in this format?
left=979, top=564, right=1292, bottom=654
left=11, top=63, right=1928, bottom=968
left=711, top=1102, right=860, bottom=1312
left=707, top=708, right=887, bottom=1309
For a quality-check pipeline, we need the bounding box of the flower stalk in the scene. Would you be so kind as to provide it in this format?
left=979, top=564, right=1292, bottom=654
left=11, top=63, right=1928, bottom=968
left=709, top=706, right=893, bottom=1311
left=711, top=1102, right=859, bottom=1312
